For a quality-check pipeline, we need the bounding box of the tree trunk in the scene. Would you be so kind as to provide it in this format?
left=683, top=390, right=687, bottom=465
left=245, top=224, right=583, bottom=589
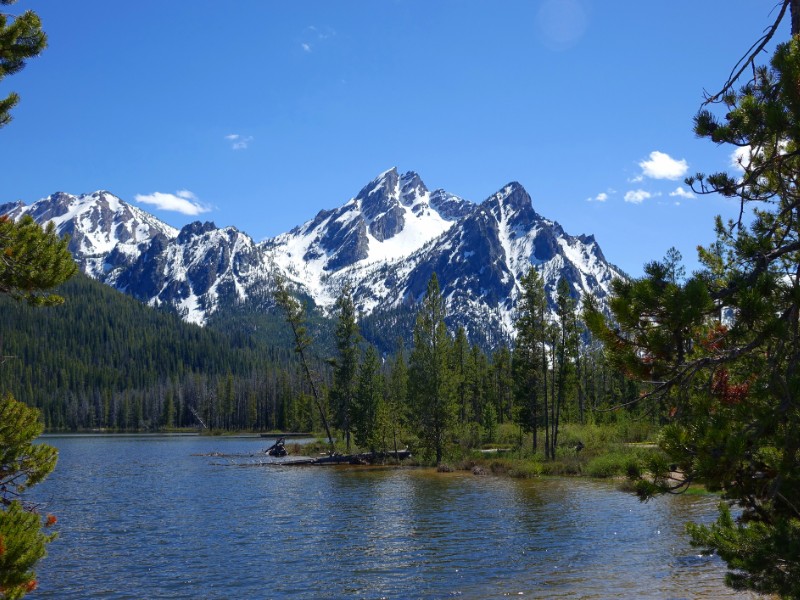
left=792, top=0, right=800, bottom=36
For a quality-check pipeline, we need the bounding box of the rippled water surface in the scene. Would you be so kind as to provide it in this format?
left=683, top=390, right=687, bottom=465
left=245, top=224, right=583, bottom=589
left=29, top=435, right=759, bottom=599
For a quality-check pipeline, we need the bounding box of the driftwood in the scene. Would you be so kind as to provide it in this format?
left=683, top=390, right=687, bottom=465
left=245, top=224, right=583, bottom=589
left=203, top=449, right=412, bottom=467
left=264, top=437, right=287, bottom=457
left=311, top=450, right=412, bottom=465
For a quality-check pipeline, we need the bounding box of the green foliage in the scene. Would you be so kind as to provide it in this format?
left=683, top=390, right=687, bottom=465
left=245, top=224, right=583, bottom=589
left=329, top=285, right=361, bottom=450
left=352, top=345, right=383, bottom=451
left=0, top=273, right=308, bottom=431
left=409, top=273, right=456, bottom=464
left=486, top=458, right=542, bottom=479
left=0, top=395, right=57, bottom=600
left=551, top=277, right=580, bottom=456
left=584, top=451, right=643, bottom=479
left=0, top=216, right=77, bottom=306
left=587, top=26, right=800, bottom=597
left=512, top=268, right=548, bottom=451
left=273, top=273, right=334, bottom=447
left=383, top=340, right=410, bottom=456
left=0, top=1, right=46, bottom=128
left=0, top=393, right=56, bottom=502
left=687, top=504, right=800, bottom=597
left=0, top=501, right=55, bottom=599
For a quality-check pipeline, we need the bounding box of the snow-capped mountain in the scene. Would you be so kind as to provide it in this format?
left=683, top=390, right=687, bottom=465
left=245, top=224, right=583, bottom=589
left=264, top=168, right=473, bottom=306
left=0, top=191, right=178, bottom=284
left=336, top=178, right=620, bottom=347
left=3, top=169, right=625, bottom=346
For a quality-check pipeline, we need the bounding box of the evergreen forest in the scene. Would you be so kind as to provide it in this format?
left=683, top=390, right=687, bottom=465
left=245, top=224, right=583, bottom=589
left=1, top=270, right=642, bottom=456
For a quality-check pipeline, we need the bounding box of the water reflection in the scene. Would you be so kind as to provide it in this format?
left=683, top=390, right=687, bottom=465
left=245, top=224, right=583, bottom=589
left=30, top=436, right=758, bottom=599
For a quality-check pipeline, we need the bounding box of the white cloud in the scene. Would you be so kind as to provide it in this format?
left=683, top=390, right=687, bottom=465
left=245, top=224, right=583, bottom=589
left=729, top=142, right=789, bottom=173
left=730, top=146, right=751, bottom=171
left=225, top=133, right=254, bottom=150
left=134, top=190, right=211, bottom=215
left=301, top=43, right=312, bottom=53
left=639, top=151, right=689, bottom=180
left=624, top=189, right=653, bottom=204
left=669, top=186, right=695, bottom=199
left=586, top=192, right=608, bottom=202
left=628, top=174, right=644, bottom=183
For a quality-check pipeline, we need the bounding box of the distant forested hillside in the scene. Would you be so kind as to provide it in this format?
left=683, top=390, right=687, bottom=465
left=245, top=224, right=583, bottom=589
left=0, top=274, right=329, bottom=431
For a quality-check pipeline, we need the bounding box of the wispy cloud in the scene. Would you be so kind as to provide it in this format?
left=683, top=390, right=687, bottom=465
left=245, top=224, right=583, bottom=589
left=586, top=192, right=608, bottom=202
left=134, top=190, right=211, bottom=215
left=639, top=151, right=689, bottom=180
left=225, top=133, right=254, bottom=150
left=308, top=25, right=336, bottom=40
left=669, top=186, right=695, bottom=199
left=301, top=25, right=337, bottom=54
left=624, top=189, right=654, bottom=204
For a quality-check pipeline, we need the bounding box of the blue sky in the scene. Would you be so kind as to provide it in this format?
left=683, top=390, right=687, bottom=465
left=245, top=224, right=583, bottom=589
left=0, top=1, right=791, bottom=276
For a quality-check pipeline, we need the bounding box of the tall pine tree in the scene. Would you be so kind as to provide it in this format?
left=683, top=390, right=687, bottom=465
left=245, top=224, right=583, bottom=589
left=409, top=274, right=455, bottom=465
left=329, top=285, right=360, bottom=451
left=513, top=268, right=549, bottom=453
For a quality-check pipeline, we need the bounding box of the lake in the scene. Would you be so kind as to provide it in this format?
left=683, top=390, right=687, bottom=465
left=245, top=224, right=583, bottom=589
left=28, top=435, right=759, bottom=599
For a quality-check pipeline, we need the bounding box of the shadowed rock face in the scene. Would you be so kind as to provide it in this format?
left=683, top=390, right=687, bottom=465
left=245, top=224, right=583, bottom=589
left=4, top=169, right=624, bottom=342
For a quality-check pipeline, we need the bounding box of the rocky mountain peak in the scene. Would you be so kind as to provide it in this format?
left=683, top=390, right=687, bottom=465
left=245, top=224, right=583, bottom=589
left=9, top=169, right=624, bottom=348
left=485, top=182, right=537, bottom=222
left=399, top=170, right=428, bottom=205
left=177, top=221, right=218, bottom=244
left=0, top=200, right=24, bottom=216
left=356, top=167, right=398, bottom=201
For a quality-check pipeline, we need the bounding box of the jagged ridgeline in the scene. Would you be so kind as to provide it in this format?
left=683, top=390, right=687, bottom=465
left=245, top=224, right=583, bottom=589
left=2, top=168, right=624, bottom=352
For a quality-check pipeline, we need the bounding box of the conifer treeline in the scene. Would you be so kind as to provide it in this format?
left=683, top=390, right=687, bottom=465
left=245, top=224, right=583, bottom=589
left=325, top=272, right=640, bottom=462
left=0, top=274, right=323, bottom=431
left=1, top=272, right=639, bottom=440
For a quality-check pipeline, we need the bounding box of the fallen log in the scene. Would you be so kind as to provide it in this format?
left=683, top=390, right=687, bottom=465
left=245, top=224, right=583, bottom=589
left=206, top=449, right=412, bottom=467
left=312, top=449, right=412, bottom=465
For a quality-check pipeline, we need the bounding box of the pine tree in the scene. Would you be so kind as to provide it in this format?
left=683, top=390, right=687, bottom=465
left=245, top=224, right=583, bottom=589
left=0, top=61, right=74, bottom=590
left=409, top=273, right=455, bottom=464
left=352, top=344, right=382, bottom=452
left=586, top=5, right=800, bottom=594
left=451, top=327, right=469, bottom=425
left=550, top=277, right=579, bottom=459
left=0, top=1, right=46, bottom=128
left=0, top=216, right=76, bottom=306
left=161, top=388, right=175, bottom=429
left=513, top=268, right=548, bottom=453
left=329, top=285, right=361, bottom=451
left=0, top=394, right=58, bottom=599
left=272, top=274, right=334, bottom=448
left=385, top=339, right=409, bottom=457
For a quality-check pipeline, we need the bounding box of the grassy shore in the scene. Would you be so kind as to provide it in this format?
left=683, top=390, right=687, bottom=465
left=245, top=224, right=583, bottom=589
left=292, top=420, right=677, bottom=480
left=440, top=421, right=662, bottom=479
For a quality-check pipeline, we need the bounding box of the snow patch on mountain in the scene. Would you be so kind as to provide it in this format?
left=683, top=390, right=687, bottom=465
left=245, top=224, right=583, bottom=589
left=3, top=168, right=625, bottom=345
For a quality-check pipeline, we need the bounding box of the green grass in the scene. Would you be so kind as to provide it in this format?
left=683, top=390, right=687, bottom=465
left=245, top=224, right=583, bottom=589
left=447, top=421, right=662, bottom=480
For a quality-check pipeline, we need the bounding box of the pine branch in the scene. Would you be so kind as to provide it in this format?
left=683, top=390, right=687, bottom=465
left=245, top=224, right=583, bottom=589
left=704, top=0, right=790, bottom=105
